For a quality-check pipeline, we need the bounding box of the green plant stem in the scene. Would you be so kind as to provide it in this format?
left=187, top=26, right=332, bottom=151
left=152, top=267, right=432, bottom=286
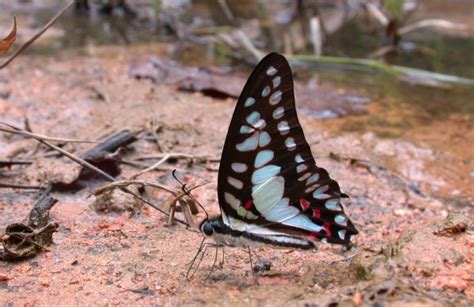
left=285, top=54, right=474, bottom=86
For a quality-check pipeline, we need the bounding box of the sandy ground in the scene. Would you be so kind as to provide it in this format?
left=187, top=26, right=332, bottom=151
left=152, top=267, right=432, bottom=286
left=0, top=45, right=473, bottom=306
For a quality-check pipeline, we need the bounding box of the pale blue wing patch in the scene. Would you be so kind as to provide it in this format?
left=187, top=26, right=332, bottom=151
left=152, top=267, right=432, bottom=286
left=251, top=165, right=281, bottom=184
left=281, top=215, right=323, bottom=232
left=252, top=176, right=285, bottom=213
left=259, top=131, right=271, bottom=147
left=254, top=150, right=274, bottom=168
left=244, top=97, right=256, bottom=107
left=325, top=199, right=341, bottom=211
left=261, top=198, right=300, bottom=221
left=240, top=125, right=252, bottom=134
left=246, top=111, right=260, bottom=126
left=236, top=133, right=258, bottom=152
left=306, top=174, right=319, bottom=185
left=335, top=214, right=348, bottom=226
left=313, top=185, right=331, bottom=199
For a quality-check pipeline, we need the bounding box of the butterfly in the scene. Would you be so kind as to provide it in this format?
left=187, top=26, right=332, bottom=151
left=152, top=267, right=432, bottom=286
left=198, top=52, right=358, bottom=260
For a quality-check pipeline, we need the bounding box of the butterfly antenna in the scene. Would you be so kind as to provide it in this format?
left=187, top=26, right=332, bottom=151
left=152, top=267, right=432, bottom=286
left=172, top=169, right=209, bottom=220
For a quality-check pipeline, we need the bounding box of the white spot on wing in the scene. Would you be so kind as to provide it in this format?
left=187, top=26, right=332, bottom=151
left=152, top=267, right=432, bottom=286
left=227, top=177, right=243, bottom=189
left=266, top=66, right=277, bottom=76
left=295, top=154, right=304, bottom=163
left=254, top=150, right=274, bottom=168
left=296, top=164, right=307, bottom=173
left=278, top=121, right=290, bottom=135
left=231, top=163, right=247, bottom=173
left=298, top=173, right=311, bottom=181
left=224, top=192, right=240, bottom=210
left=285, top=137, right=296, bottom=151
left=273, top=107, right=284, bottom=119
left=270, top=90, right=282, bottom=105
left=262, top=86, right=271, bottom=97
left=272, top=76, right=281, bottom=88
left=254, top=119, right=266, bottom=129
left=305, top=183, right=319, bottom=193
left=338, top=230, right=346, bottom=240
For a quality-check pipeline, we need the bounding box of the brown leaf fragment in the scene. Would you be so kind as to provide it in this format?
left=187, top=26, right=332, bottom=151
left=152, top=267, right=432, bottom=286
left=0, top=17, right=16, bottom=57
left=0, top=194, right=58, bottom=261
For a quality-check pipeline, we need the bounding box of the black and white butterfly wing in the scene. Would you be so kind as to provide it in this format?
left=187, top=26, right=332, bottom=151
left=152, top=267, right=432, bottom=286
left=217, top=53, right=358, bottom=245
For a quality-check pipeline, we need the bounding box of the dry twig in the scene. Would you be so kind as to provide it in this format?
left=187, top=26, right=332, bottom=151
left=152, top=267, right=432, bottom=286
left=0, top=182, right=45, bottom=190
left=0, top=124, right=100, bottom=144
left=92, top=179, right=175, bottom=196
left=0, top=0, right=75, bottom=69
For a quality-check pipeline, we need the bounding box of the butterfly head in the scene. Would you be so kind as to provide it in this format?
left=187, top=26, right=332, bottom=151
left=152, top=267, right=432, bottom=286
left=199, top=215, right=227, bottom=238
left=200, top=219, right=214, bottom=236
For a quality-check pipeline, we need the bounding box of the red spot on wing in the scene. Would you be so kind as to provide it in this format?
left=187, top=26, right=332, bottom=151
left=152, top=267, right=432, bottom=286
left=324, top=222, right=332, bottom=238
left=312, top=208, right=321, bottom=219
left=243, top=200, right=253, bottom=210
left=309, top=232, right=319, bottom=240
left=300, top=198, right=310, bottom=211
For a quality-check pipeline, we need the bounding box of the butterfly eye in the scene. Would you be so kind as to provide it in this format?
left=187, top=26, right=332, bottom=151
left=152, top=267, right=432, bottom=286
left=202, top=222, right=214, bottom=236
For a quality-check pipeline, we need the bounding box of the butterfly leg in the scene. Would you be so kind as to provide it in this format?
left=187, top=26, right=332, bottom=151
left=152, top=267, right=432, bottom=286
left=218, top=245, right=225, bottom=268
left=187, top=238, right=211, bottom=280
left=204, top=243, right=221, bottom=280
left=247, top=246, right=259, bottom=284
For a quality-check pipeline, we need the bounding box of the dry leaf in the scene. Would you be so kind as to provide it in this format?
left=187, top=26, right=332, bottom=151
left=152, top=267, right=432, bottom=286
left=0, top=17, right=17, bottom=57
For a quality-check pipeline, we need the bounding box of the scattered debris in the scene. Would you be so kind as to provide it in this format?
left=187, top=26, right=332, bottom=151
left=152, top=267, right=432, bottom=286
left=253, top=258, right=272, bottom=273
left=1, top=192, right=58, bottom=261
left=432, top=211, right=469, bottom=237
